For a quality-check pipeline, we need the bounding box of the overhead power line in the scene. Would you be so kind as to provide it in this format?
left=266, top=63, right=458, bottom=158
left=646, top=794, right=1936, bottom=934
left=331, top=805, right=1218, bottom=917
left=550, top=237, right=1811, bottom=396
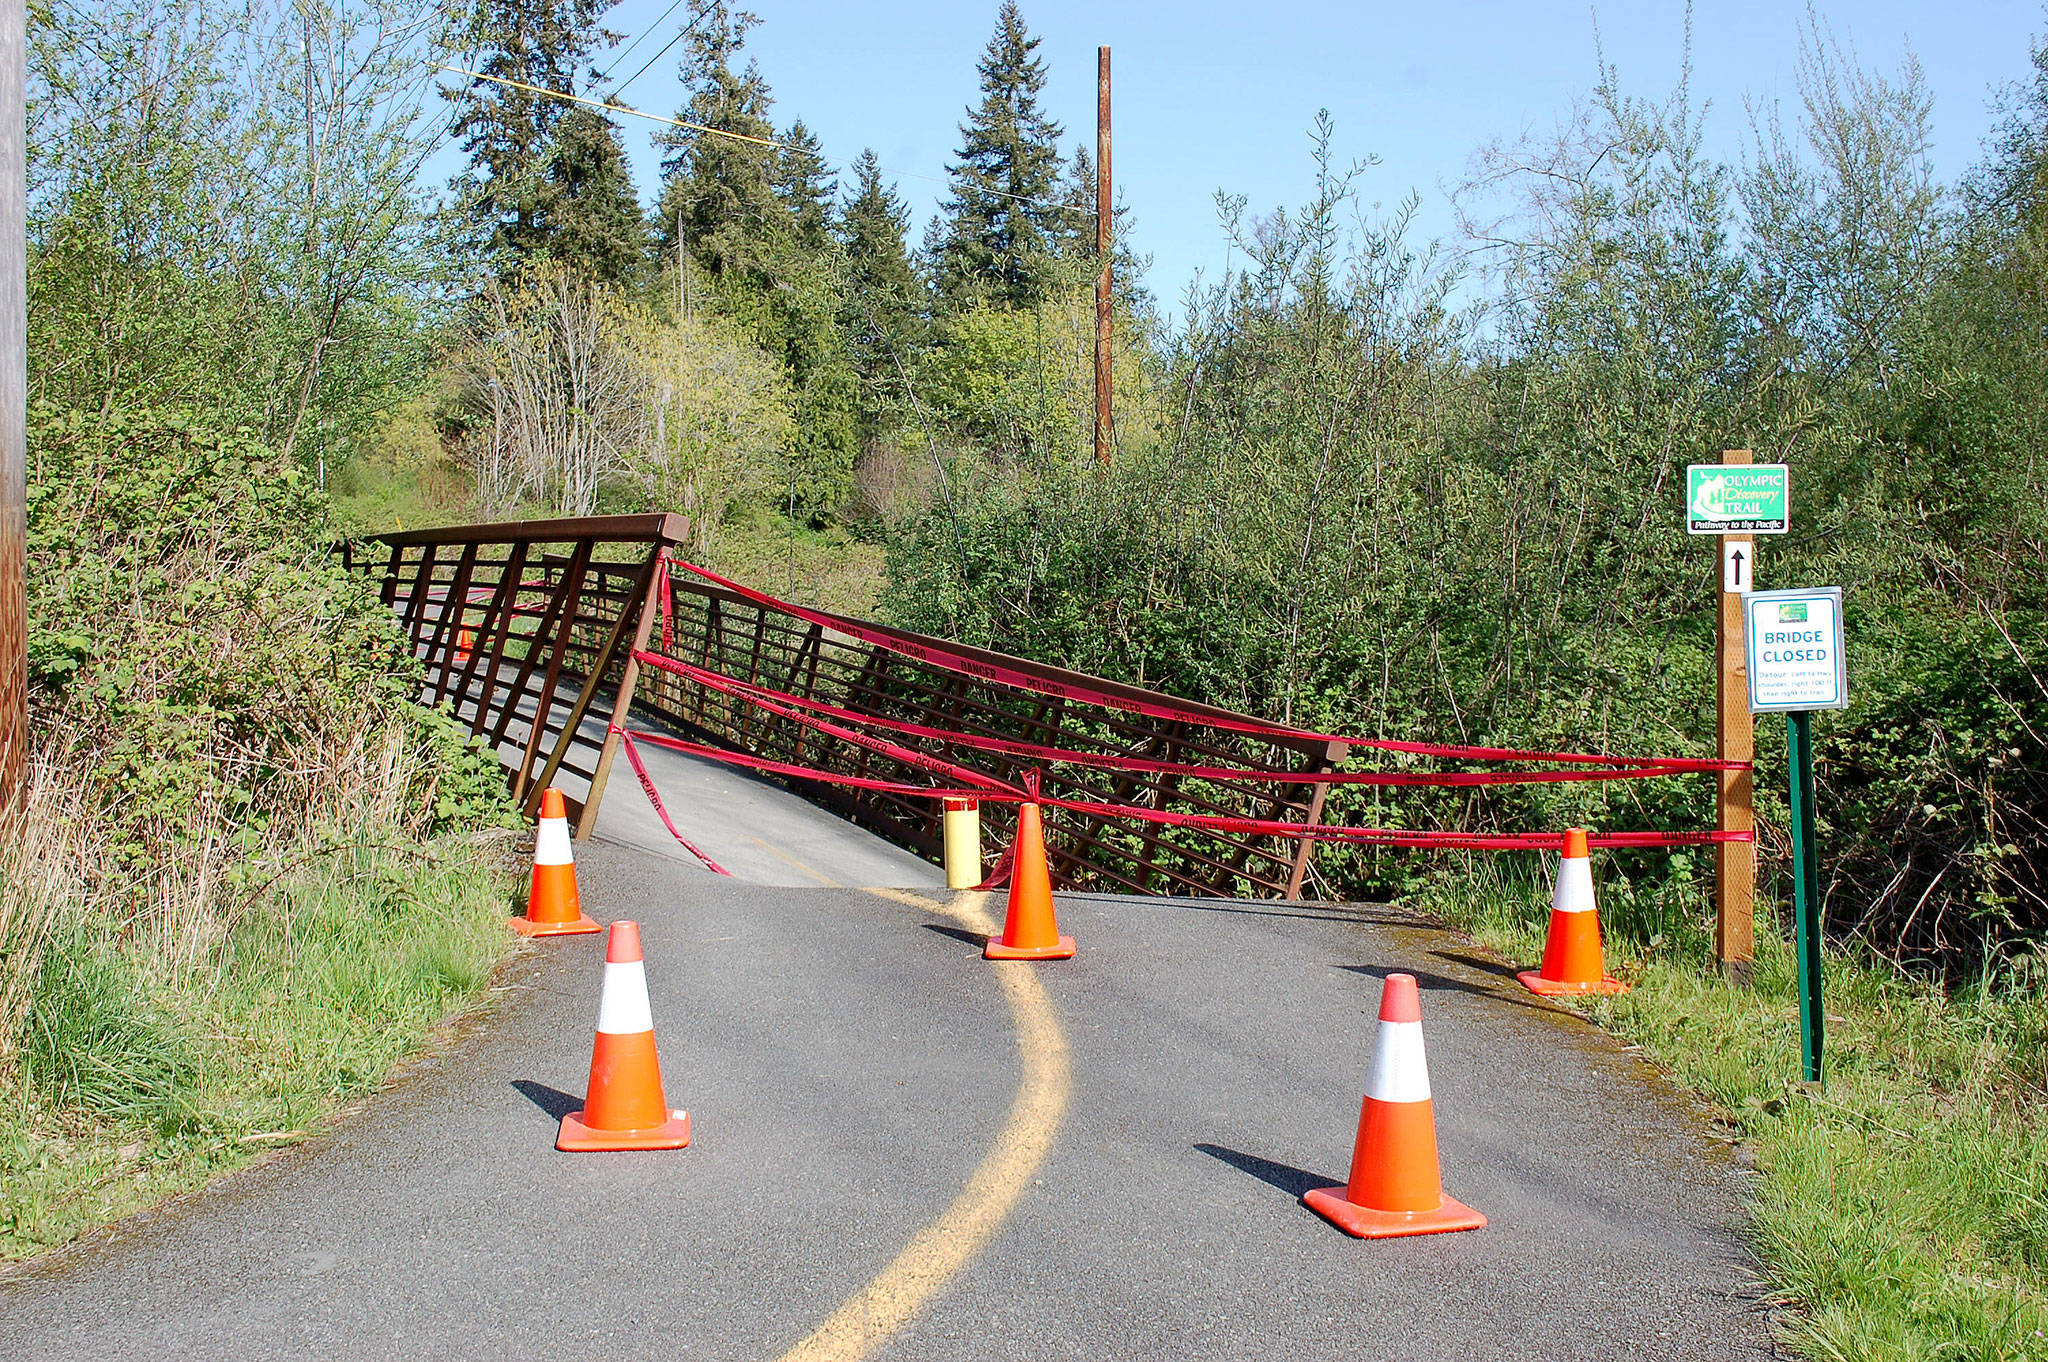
left=601, top=0, right=690, bottom=72
left=436, top=61, right=784, bottom=147
left=612, top=7, right=707, bottom=100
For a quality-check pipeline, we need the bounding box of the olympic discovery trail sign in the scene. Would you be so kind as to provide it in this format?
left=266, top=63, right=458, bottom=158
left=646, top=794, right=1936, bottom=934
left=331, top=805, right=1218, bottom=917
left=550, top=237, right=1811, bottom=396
left=1687, top=463, right=1789, bottom=534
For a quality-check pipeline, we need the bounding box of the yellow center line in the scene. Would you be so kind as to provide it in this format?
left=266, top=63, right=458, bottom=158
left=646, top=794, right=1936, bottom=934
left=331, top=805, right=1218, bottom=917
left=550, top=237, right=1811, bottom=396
left=772, top=888, right=1073, bottom=1362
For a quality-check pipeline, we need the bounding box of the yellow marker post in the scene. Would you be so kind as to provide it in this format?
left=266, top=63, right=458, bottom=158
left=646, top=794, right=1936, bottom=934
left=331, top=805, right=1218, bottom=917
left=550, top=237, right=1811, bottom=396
left=942, top=798, right=982, bottom=889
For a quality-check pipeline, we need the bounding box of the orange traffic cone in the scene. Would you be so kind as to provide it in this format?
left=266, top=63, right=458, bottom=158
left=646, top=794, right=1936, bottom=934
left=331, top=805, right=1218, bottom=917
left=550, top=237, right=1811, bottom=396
left=1303, top=972, right=1487, bottom=1239
left=453, top=626, right=475, bottom=664
left=557, top=921, right=692, bottom=1151
left=1517, top=828, right=1626, bottom=996
left=983, top=802, right=1075, bottom=960
left=513, top=787, right=600, bottom=937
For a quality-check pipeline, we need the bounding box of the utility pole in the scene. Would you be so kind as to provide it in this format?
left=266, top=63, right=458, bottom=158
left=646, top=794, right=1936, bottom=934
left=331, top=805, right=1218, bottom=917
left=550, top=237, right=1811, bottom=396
left=0, top=0, right=25, bottom=812
left=1715, top=449, right=1757, bottom=983
left=1093, top=45, right=1112, bottom=469
left=676, top=209, right=687, bottom=326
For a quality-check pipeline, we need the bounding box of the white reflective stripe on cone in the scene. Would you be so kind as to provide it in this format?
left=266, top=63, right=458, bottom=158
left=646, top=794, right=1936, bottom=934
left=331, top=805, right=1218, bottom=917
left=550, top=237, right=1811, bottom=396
left=595, top=960, right=655, bottom=1035
left=1363, top=1019, right=1432, bottom=1103
left=535, top=818, right=574, bottom=867
left=1552, top=857, right=1596, bottom=913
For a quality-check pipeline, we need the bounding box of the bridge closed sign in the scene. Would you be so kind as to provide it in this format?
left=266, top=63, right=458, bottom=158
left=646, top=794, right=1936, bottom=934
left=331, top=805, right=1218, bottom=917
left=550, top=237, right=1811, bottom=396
left=1687, top=463, right=1790, bottom=534
left=1744, top=587, right=1847, bottom=712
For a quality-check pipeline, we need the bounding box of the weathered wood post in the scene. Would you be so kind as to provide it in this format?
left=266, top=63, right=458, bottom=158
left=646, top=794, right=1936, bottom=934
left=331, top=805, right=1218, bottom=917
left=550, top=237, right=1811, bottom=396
left=0, top=0, right=25, bottom=811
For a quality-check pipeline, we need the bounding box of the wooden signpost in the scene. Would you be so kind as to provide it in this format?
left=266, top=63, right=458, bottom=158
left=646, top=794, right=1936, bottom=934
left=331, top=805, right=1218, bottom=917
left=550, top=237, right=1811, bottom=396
left=1689, top=449, right=1791, bottom=982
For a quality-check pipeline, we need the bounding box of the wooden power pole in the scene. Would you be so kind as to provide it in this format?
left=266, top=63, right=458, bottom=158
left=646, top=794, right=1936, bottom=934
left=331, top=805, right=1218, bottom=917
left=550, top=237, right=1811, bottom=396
left=1716, top=448, right=1757, bottom=982
left=1093, top=45, right=1113, bottom=468
left=0, top=0, right=25, bottom=812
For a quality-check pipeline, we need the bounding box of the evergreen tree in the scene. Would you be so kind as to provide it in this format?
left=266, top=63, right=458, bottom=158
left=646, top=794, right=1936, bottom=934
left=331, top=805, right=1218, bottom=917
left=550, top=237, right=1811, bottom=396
left=533, top=105, right=650, bottom=286
left=447, top=0, right=611, bottom=270
left=937, top=2, right=1068, bottom=311
left=1060, top=142, right=1096, bottom=254
left=653, top=1, right=859, bottom=522
left=774, top=120, right=837, bottom=251
left=916, top=213, right=949, bottom=285
left=838, top=150, right=926, bottom=435
left=653, top=1, right=784, bottom=287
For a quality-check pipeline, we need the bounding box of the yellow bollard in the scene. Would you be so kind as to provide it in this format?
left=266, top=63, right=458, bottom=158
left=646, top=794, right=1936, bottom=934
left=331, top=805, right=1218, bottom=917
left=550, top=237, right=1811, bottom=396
left=943, top=798, right=982, bottom=889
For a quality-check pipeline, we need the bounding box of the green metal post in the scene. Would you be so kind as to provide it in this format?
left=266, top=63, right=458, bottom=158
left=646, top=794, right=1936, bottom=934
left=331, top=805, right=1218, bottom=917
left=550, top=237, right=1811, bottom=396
left=1787, top=710, right=1824, bottom=1084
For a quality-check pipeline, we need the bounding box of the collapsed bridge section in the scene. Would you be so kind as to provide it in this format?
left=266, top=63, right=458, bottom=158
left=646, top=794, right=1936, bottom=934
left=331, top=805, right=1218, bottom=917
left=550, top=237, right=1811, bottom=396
left=346, top=514, right=1744, bottom=901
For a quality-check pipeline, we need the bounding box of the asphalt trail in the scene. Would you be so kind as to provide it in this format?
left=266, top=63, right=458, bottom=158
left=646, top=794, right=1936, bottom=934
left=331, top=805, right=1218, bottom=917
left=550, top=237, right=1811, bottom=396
left=0, top=832, right=1773, bottom=1358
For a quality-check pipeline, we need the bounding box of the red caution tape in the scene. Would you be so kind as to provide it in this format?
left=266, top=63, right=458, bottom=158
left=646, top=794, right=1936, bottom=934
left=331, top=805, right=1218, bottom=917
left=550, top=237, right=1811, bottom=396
left=973, top=839, right=1016, bottom=892
left=619, top=726, right=997, bottom=802
left=654, top=552, right=674, bottom=653
left=634, top=649, right=1718, bottom=789
left=614, top=723, right=1752, bottom=853
left=610, top=726, right=732, bottom=876
left=634, top=649, right=1021, bottom=796
left=658, top=554, right=1743, bottom=774
left=612, top=560, right=1752, bottom=861
left=1031, top=790, right=1748, bottom=852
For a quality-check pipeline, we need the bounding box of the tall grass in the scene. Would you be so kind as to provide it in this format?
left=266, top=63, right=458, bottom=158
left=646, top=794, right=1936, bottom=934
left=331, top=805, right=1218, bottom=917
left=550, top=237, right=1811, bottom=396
left=1411, top=858, right=2048, bottom=1360
left=0, top=750, right=92, bottom=1080
left=0, top=753, right=517, bottom=1257
left=0, top=710, right=518, bottom=1259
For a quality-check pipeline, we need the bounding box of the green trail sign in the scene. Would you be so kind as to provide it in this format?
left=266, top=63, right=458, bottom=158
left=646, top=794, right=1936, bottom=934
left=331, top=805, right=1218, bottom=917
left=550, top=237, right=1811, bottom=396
left=1686, top=463, right=1790, bottom=534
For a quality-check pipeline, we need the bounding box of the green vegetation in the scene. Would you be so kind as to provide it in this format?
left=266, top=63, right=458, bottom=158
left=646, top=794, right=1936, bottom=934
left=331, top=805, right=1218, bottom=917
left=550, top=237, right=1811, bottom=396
left=1416, top=862, right=2048, bottom=1360
left=14, top=0, right=2048, bottom=1350
left=397, top=0, right=1120, bottom=541
left=888, top=30, right=2047, bottom=974
left=1, top=843, right=511, bottom=1257
left=933, top=1, right=1075, bottom=313
left=30, top=0, right=447, bottom=470
left=0, top=409, right=520, bottom=1254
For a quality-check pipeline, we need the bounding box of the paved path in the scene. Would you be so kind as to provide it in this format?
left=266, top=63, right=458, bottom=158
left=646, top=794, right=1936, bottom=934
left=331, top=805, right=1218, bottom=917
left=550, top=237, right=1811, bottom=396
left=0, top=763, right=1774, bottom=1360
left=439, top=645, right=943, bottom=888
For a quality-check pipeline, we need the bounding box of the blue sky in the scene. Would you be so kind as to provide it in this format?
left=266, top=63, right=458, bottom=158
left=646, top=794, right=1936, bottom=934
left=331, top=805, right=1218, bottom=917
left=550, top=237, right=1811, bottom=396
left=512, top=1, right=2044, bottom=309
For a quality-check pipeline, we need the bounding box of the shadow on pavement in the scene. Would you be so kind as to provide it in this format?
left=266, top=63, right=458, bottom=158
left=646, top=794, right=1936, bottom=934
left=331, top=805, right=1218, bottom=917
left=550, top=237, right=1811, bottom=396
left=1160, top=900, right=1417, bottom=928
left=511, top=1080, right=582, bottom=1120
left=1336, top=963, right=1554, bottom=1014
left=1194, top=1142, right=1333, bottom=1200
left=922, top=922, right=990, bottom=950
left=1426, top=947, right=1526, bottom=982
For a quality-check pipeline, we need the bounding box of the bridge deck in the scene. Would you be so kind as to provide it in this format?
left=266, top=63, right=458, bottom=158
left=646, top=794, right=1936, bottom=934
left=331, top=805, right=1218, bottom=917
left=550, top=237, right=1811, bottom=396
left=430, top=641, right=942, bottom=887
left=0, top=791, right=1771, bottom=1359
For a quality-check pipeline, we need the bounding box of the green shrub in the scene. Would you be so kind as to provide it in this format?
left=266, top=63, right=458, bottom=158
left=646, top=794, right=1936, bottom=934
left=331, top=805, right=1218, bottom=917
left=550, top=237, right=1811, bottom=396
left=25, top=406, right=515, bottom=923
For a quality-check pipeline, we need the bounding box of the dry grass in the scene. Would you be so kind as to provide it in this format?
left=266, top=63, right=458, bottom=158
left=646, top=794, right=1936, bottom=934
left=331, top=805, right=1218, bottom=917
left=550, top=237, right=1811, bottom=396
left=0, top=726, right=519, bottom=1258
left=0, top=750, right=93, bottom=1081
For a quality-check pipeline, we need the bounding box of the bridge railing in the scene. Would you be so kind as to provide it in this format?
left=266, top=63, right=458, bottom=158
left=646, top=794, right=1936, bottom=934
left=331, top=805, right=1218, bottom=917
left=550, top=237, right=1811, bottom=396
left=342, top=514, right=680, bottom=835
left=348, top=514, right=1342, bottom=900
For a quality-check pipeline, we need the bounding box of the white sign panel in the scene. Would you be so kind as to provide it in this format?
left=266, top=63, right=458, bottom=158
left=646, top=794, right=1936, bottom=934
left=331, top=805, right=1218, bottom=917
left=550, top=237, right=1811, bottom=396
left=1744, top=588, right=1847, bottom=713
left=1722, top=540, right=1752, bottom=594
